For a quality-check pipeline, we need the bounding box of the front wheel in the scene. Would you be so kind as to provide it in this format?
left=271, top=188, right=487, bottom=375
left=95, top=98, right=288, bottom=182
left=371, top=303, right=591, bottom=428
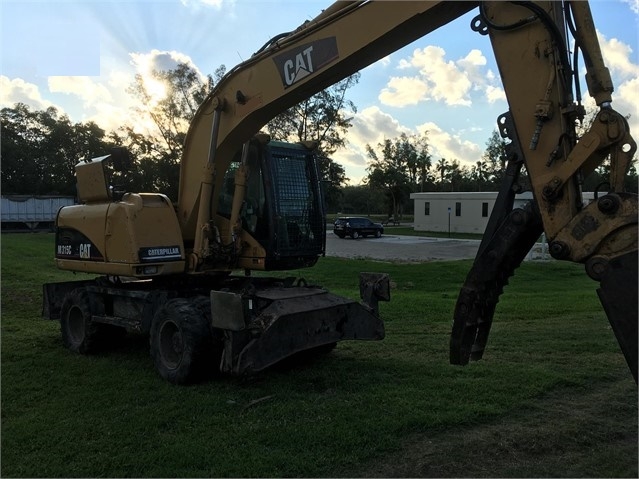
left=375, top=230, right=382, bottom=238
left=351, top=231, right=360, bottom=239
left=150, top=298, right=215, bottom=384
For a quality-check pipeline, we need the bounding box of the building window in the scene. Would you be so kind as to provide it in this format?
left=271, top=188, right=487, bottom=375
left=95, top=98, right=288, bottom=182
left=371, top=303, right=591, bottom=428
left=424, top=202, right=430, bottom=216
left=482, top=202, right=488, bottom=217
left=455, top=202, right=461, bottom=217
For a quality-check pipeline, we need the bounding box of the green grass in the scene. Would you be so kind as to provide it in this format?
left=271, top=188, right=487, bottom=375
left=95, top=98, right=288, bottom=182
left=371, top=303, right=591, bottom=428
left=2, top=233, right=636, bottom=477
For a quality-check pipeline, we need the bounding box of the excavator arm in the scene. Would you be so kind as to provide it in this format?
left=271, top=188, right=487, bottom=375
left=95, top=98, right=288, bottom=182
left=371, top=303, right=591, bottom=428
left=449, top=1, right=637, bottom=381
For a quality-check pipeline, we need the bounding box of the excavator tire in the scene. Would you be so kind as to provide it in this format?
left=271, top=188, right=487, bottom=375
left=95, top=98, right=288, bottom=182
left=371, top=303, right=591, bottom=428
left=60, top=288, right=102, bottom=354
left=149, top=298, right=214, bottom=385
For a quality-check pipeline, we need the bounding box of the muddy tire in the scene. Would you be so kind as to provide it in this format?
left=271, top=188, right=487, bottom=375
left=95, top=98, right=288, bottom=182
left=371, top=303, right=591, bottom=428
left=149, top=298, right=214, bottom=385
left=60, top=288, right=101, bottom=354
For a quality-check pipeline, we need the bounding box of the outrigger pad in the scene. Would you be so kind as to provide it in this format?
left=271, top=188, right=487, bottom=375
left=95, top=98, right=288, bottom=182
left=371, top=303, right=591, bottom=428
left=596, top=250, right=638, bottom=383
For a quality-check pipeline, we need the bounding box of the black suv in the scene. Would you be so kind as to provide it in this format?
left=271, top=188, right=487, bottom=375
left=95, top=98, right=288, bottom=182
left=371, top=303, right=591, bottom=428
left=333, top=217, right=384, bottom=239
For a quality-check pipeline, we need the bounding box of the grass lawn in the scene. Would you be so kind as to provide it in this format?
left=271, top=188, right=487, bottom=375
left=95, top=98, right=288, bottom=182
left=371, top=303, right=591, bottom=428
left=1, top=233, right=636, bottom=477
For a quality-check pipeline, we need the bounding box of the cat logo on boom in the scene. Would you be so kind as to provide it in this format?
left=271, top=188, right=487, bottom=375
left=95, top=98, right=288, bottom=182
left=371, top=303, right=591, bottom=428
left=273, top=37, right=339, bottom=89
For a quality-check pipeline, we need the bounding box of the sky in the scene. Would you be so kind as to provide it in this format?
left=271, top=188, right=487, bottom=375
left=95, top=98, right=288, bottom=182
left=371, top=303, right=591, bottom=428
left=1, top=0, right=638, bottom=185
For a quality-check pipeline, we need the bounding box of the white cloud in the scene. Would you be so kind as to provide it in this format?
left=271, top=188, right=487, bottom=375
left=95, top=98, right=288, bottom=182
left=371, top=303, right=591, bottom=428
left=48, top=77, right=113, bottom=106
left=588, top=32, right=639, bottom=135
left=485, top=85, right=506, bottom=103
left=0, top=76, right=58, bottom=111
left=597, top=31, right=639, bottom=80
left=379, top=46, right=499, bottom=107
left=43, top=73, right=141, bottom=133
left=345, top=106, right=411, bottom=151
left=614, top=77, right=639, bottom=135
left=416, top=121, right=482, bottom=165
left=331, top=106, right=411, bottom=184
left=456, top=49, right=488, bottom=83
left=331, top=106, right=483, bottom=185
left=130, top=49, right=205, bottom=78
left=378, top=76, right=430, bottom=107
left=621, top=0, right=639, bottom=14
left=377, top=55, right=392, bottom=68
left=180, top=0, right=225, bottom=9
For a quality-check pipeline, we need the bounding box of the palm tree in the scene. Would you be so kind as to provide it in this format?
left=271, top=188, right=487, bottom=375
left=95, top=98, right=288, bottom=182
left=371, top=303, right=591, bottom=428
left=435, top=157, right=449, bottom=191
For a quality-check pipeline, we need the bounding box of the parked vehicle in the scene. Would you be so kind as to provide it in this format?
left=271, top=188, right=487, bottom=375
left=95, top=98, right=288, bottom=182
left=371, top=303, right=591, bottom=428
left=333, top=217, right=384, bottom=239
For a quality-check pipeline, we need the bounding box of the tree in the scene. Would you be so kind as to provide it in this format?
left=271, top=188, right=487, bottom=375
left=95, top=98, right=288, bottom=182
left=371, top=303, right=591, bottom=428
left=434, top=157, right=449, bottom=191
left=481, top=129, right=508, bottom=188
left=1, top=104, right=42, bottom=194
left=1, top=103, right=111, bottom=195
left=123, top=62, right=222, bottom=199
left=447, top=159, right=464, bottom=192
left=414, top=134, right=433, bottom=192
left=266, top=73, right=360, bottom=212
left=366, top=136, right=412, bottom=219
left=267, top=73, right=359, bottom=156
left=340, top=185, right=386, bottom=215
left=319, top=157, right=348, bottom=213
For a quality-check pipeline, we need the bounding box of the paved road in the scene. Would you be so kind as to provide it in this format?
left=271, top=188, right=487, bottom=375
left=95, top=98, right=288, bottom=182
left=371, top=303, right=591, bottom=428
left=325, top=232, right=481, bottom=262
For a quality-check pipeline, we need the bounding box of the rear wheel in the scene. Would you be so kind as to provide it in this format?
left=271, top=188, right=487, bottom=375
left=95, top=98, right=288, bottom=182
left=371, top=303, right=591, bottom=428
left=150, top=298, right=216, bottom=384
left=60, top=288, right=101, bottom=354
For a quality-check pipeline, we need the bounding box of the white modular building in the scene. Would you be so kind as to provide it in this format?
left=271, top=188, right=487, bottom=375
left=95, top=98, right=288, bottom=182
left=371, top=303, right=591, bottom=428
left=410, top=191, right=595, bottom=234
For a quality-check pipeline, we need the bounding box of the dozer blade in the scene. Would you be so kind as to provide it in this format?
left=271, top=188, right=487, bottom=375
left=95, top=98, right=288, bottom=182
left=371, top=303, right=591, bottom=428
left=216, top=273, right=389, bottom=375
left=595, top=250, right=638, bottom=382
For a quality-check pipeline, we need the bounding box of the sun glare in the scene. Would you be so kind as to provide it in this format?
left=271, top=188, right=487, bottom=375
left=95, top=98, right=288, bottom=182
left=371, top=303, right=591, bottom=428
left=143, top=75, right=168, bottom=107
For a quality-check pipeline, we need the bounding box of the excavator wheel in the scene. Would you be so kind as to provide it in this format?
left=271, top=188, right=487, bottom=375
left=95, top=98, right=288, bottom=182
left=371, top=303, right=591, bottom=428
left=149, top=298, right=216, bottom=385
left=60, top=288, right=102, bottom=354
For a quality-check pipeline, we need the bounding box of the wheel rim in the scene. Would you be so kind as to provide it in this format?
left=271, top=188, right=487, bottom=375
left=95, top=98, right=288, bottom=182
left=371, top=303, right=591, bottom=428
left=353, top=232, right=359, bottom=239
left=66, top=305, right=86, bottom=345
left=159, top=320, right=183, bottom=369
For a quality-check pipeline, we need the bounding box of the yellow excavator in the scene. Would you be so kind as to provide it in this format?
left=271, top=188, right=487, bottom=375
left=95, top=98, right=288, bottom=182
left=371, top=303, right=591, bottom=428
left=43, top=1, right=637, bottom=384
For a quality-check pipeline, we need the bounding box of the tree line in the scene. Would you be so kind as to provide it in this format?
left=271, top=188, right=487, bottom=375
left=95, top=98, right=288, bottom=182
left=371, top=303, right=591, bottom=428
left=364, top=130, right=512, bottom=218
left=1, top=62, right=355, bottom=210
left=2, top=61, right=636, bottom=217
left=360, top=115, right=637, bottom=218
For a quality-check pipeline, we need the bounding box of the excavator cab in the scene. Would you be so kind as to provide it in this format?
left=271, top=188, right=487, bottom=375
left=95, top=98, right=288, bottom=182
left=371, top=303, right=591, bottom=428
left=217, top=138, right=326, bottom=271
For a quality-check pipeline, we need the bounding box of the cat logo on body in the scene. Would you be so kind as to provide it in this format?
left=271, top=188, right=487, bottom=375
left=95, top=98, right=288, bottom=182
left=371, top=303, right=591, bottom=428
left=79, top=244, right=92, bottom=259
left=273, top=37, right=339, bottom=89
